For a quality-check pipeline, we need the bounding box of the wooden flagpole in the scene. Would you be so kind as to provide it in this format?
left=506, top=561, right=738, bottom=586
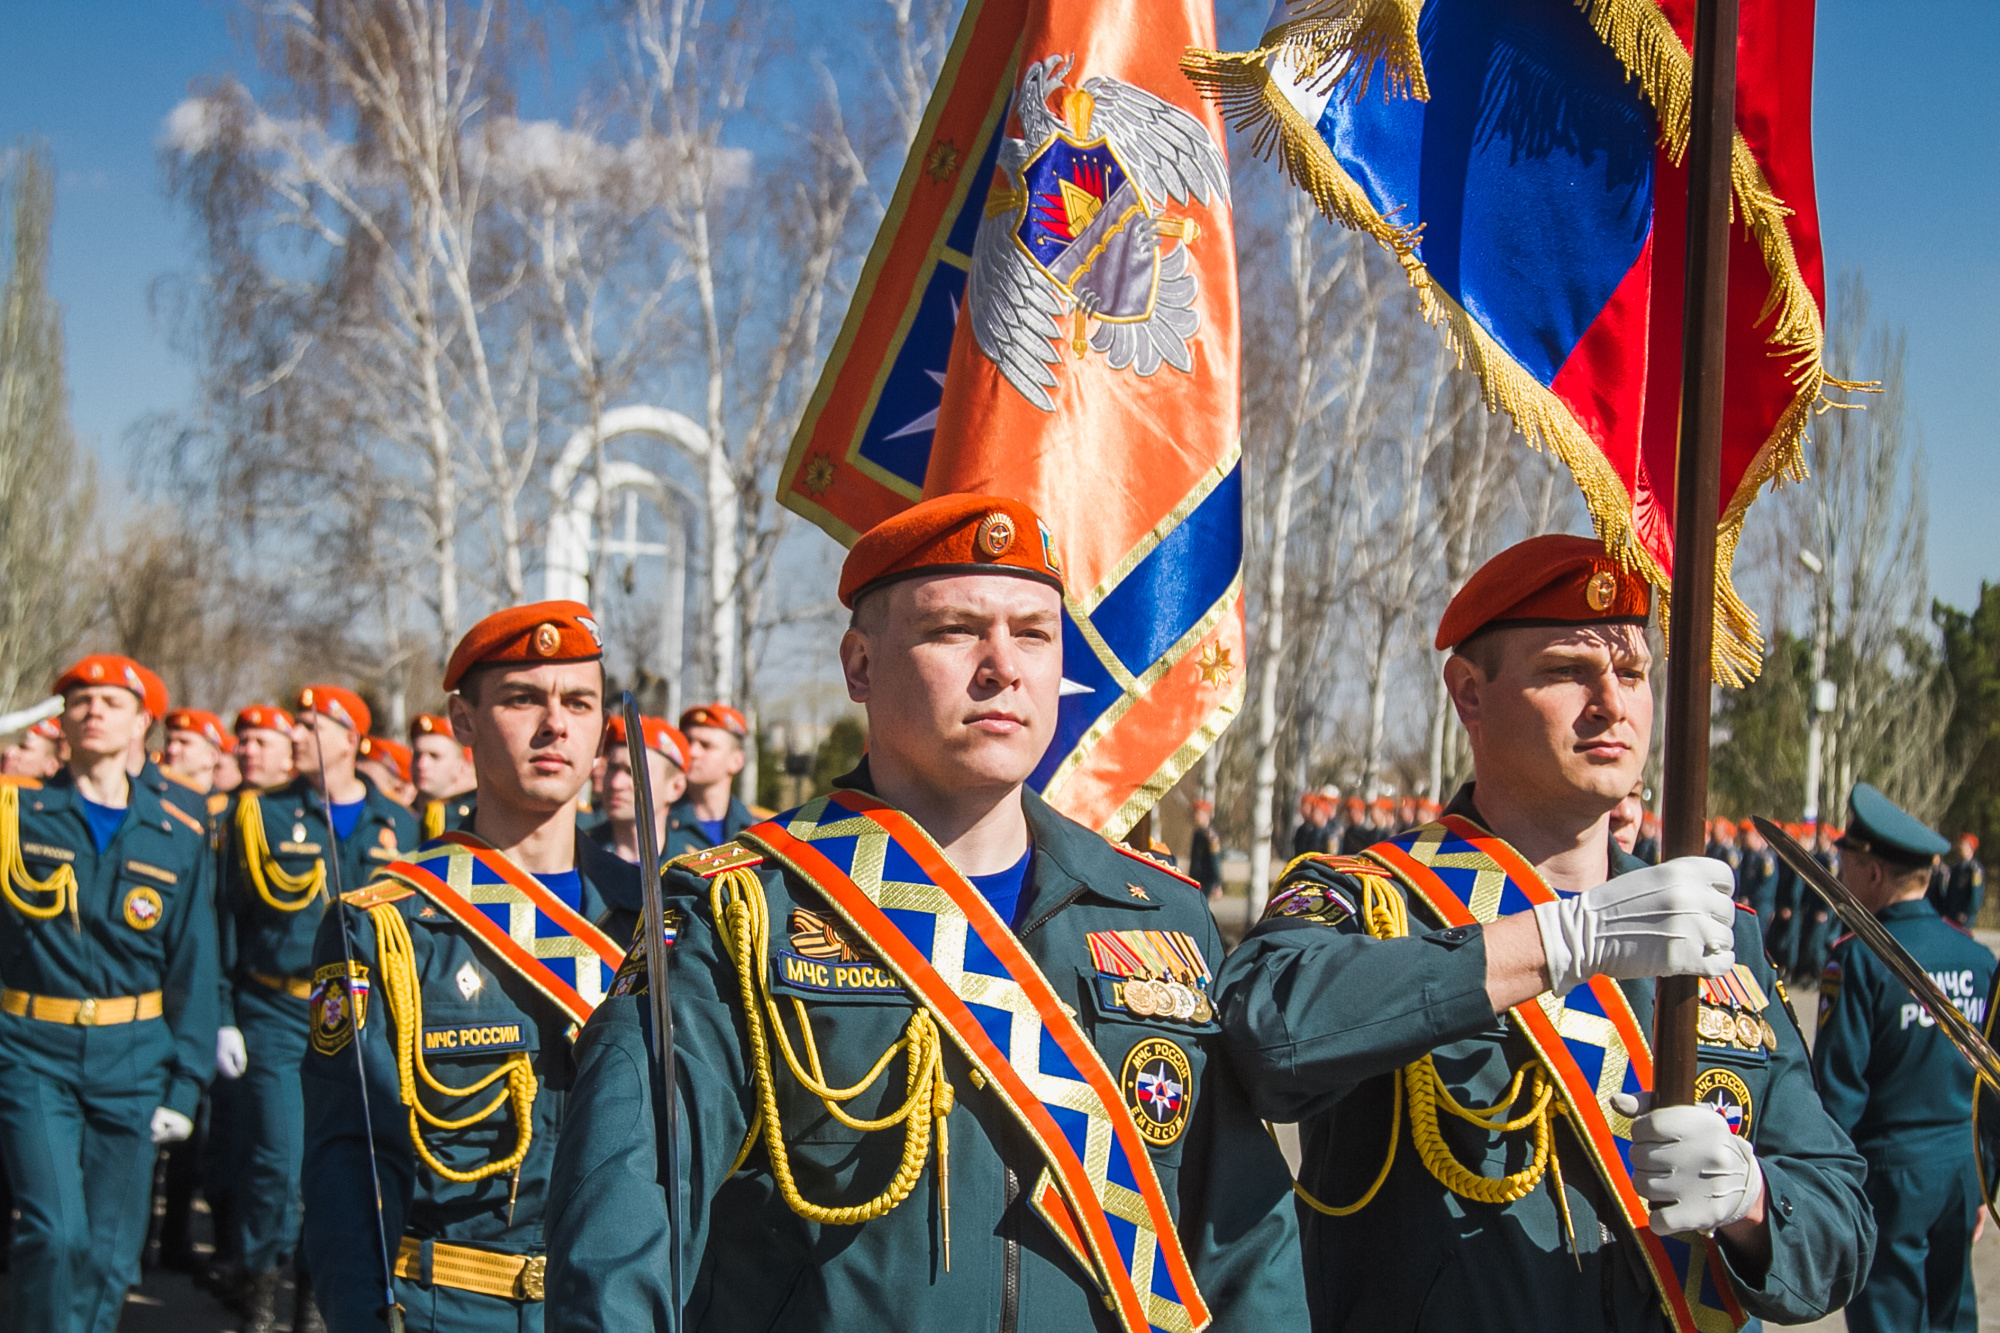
left=1655, top=0, right=1741, bottom=1106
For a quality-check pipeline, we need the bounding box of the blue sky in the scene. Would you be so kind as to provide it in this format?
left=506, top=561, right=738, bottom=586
left=2, top=0, right=1995, bottom=608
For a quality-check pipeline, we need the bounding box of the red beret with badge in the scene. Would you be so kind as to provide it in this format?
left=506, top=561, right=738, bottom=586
left=53, top=654, right=163, bottom=717
left=166, top=708, right=233, bottom=753
left=443, top=600, right=604, bottom=693
left=298, top=685, right=371, bottom=737
left=28, top=718, right=61, bottom=742
left=408, top=713, right=456, bottom=742
left=235, top=704, right=295, bottom=736
left=359, top=735, right=413, bottom=783
left=836, top=493, right=1064, bottom=609
left=1434, top=533, right=1651, bottom=651
left=679, top=703, right=747, bottom=739
left=607, top=715, right=690, bottom=771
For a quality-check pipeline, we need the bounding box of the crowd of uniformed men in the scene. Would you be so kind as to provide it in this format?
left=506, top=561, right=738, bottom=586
left=0, top=498, right=1995, bottom=1333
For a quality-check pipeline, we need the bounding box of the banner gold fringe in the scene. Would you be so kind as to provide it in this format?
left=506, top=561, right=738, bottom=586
left=1183, top=0, right=1844, bottom=686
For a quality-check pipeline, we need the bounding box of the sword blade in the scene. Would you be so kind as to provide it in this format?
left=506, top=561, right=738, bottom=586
left=1754, top=816, right=2000, bottom=1089
left=621, top=692, right=682, bottom=1331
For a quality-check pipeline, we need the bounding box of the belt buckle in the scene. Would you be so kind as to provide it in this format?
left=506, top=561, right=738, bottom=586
left=75, top=997, right=98, bottom=1027
left=517, top=1255, right=545, bottom=1302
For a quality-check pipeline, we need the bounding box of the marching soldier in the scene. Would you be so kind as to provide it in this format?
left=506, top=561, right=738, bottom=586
left=1932, top=833, right=1985, bottom=928
left=3, top=718, right=65, bottom=780
left=161, top=709, right=233, bottom=797
left=1813, top=784, right=1991, bottom=1333
left=235, top=705, right=298, bottom=794
left=1735, top=819, right=1780, bottom=942
left=358, top=736, right=418, bottom=811
left=410, top=713, right=476, bottom=840
left=595, top=714, right=695, bottom=868
left=670, top=702, right=756, bottom=849
left=545, top=495, right=1308, bottom=1330
left=299, top=602, right=640, bottom=1332
left=221, top=686, right=417, bottom=1332
left=1214, top=535, right=1870, bottom=1331
left=0, top=654, right=219, bottom=1333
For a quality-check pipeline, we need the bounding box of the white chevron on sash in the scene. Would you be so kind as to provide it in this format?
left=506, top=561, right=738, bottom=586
left=427, top=844, right=611, bottom=1009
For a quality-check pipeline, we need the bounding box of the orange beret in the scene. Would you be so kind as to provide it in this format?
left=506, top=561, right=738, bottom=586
left=53, top=655, right=161, bottom=717
left=235, top=704, right=295, bottom=735
left=28, top=717, right=61, bottom=741
left=298, top=685, right=371, bottom=736
left=838, top=494, right=1064, bottom=609
left=679, top=703, right=747, bottom=739
left=444, top=600, right=603, bottom=693
left=408, top=713, right=456, bottom=743
left=607, top=715, right=690, bottom=771
left=359, top=735, right=413, bottom=783
left=1434, top=534, right=1651, bottom=651
left=166, top=709, right=231, bottom=752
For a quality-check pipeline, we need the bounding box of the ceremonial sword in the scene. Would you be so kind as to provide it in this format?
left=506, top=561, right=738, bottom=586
left=1753, top=816, right=2000, bottom=1089
left=308, top=728, right=405, bottom=1332
left=621, top=692, right=684, bottom=1333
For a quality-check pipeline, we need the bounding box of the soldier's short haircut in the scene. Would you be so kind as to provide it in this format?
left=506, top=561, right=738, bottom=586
left=1451, top=632, right=1507, bottom=680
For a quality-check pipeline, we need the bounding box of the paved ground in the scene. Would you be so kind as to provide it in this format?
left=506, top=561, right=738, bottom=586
left=55, top=922, right=2000, bottom=1328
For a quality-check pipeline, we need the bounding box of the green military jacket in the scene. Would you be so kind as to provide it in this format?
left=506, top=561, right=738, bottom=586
left=221, top=774, right=417, bottom=1021
left=1215, top=785, right=1871, bottom=1331
left=545, top=767, right=1307, bottom=1331
left=1814, top=898, right=1994, bottom=1159
left=300, top=835, right=639, bottom=1333
left=0, top=769, right=220, bottom=1116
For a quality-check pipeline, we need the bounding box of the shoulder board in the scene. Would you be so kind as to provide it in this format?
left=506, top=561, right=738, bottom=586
left=671, top=842, right=764, bottom=877
left=208, top=792, right=230, bottom=816
left=161, top=801, right=206, bottom=835
left=0, top=775, right=43, bottom=790
left=341, top=882, right=417, bottom=909
left=1734, top=901, right=1757, bottom=915
left=1284, top=852, right=1395, bottom=884
left=1111, top=840, right=1197, bottom=887
left=160, top=769, right=203, bottom=793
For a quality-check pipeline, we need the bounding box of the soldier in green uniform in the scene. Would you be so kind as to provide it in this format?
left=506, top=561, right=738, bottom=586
left=594, top=715, right=696, bottom=866
left=545, top=495, right=1307, bottom=1331
left=1214, top=535, right=1871, bottom=1332
left=300, top=601, right=639, bottom=1333
left=223, top=685, right=417, bottom=1332
left=669, top=703, right=756, bottom=849
left=1813, top=783, right=1991, bottom=1333
left=410, top=714, right=477, bottom=841
left=0, top=653, right=219, bottom=1333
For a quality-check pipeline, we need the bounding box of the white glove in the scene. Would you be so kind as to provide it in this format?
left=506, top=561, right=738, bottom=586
left=1613, top=1092, right=1764, bottom=1234
left=1532, top=857, right=1737, bottom=996
left=216, top=1026, right=248, bottom=1079
left=150, top=1107, right=194, bottom=1145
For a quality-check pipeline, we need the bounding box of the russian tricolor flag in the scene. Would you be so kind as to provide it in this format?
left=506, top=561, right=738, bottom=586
left=1189, top=0, right=1833, bottom=683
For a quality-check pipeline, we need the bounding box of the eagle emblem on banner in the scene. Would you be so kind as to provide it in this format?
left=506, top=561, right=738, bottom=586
left=972, top=55, right=1230, bottom=410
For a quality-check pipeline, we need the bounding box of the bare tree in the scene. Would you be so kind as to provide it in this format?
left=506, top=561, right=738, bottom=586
left=164, top=0, right=546, bottom=671
left=1724, top=274, right=1951, bottom=820
left=0, top=144, right=92, bottom=714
